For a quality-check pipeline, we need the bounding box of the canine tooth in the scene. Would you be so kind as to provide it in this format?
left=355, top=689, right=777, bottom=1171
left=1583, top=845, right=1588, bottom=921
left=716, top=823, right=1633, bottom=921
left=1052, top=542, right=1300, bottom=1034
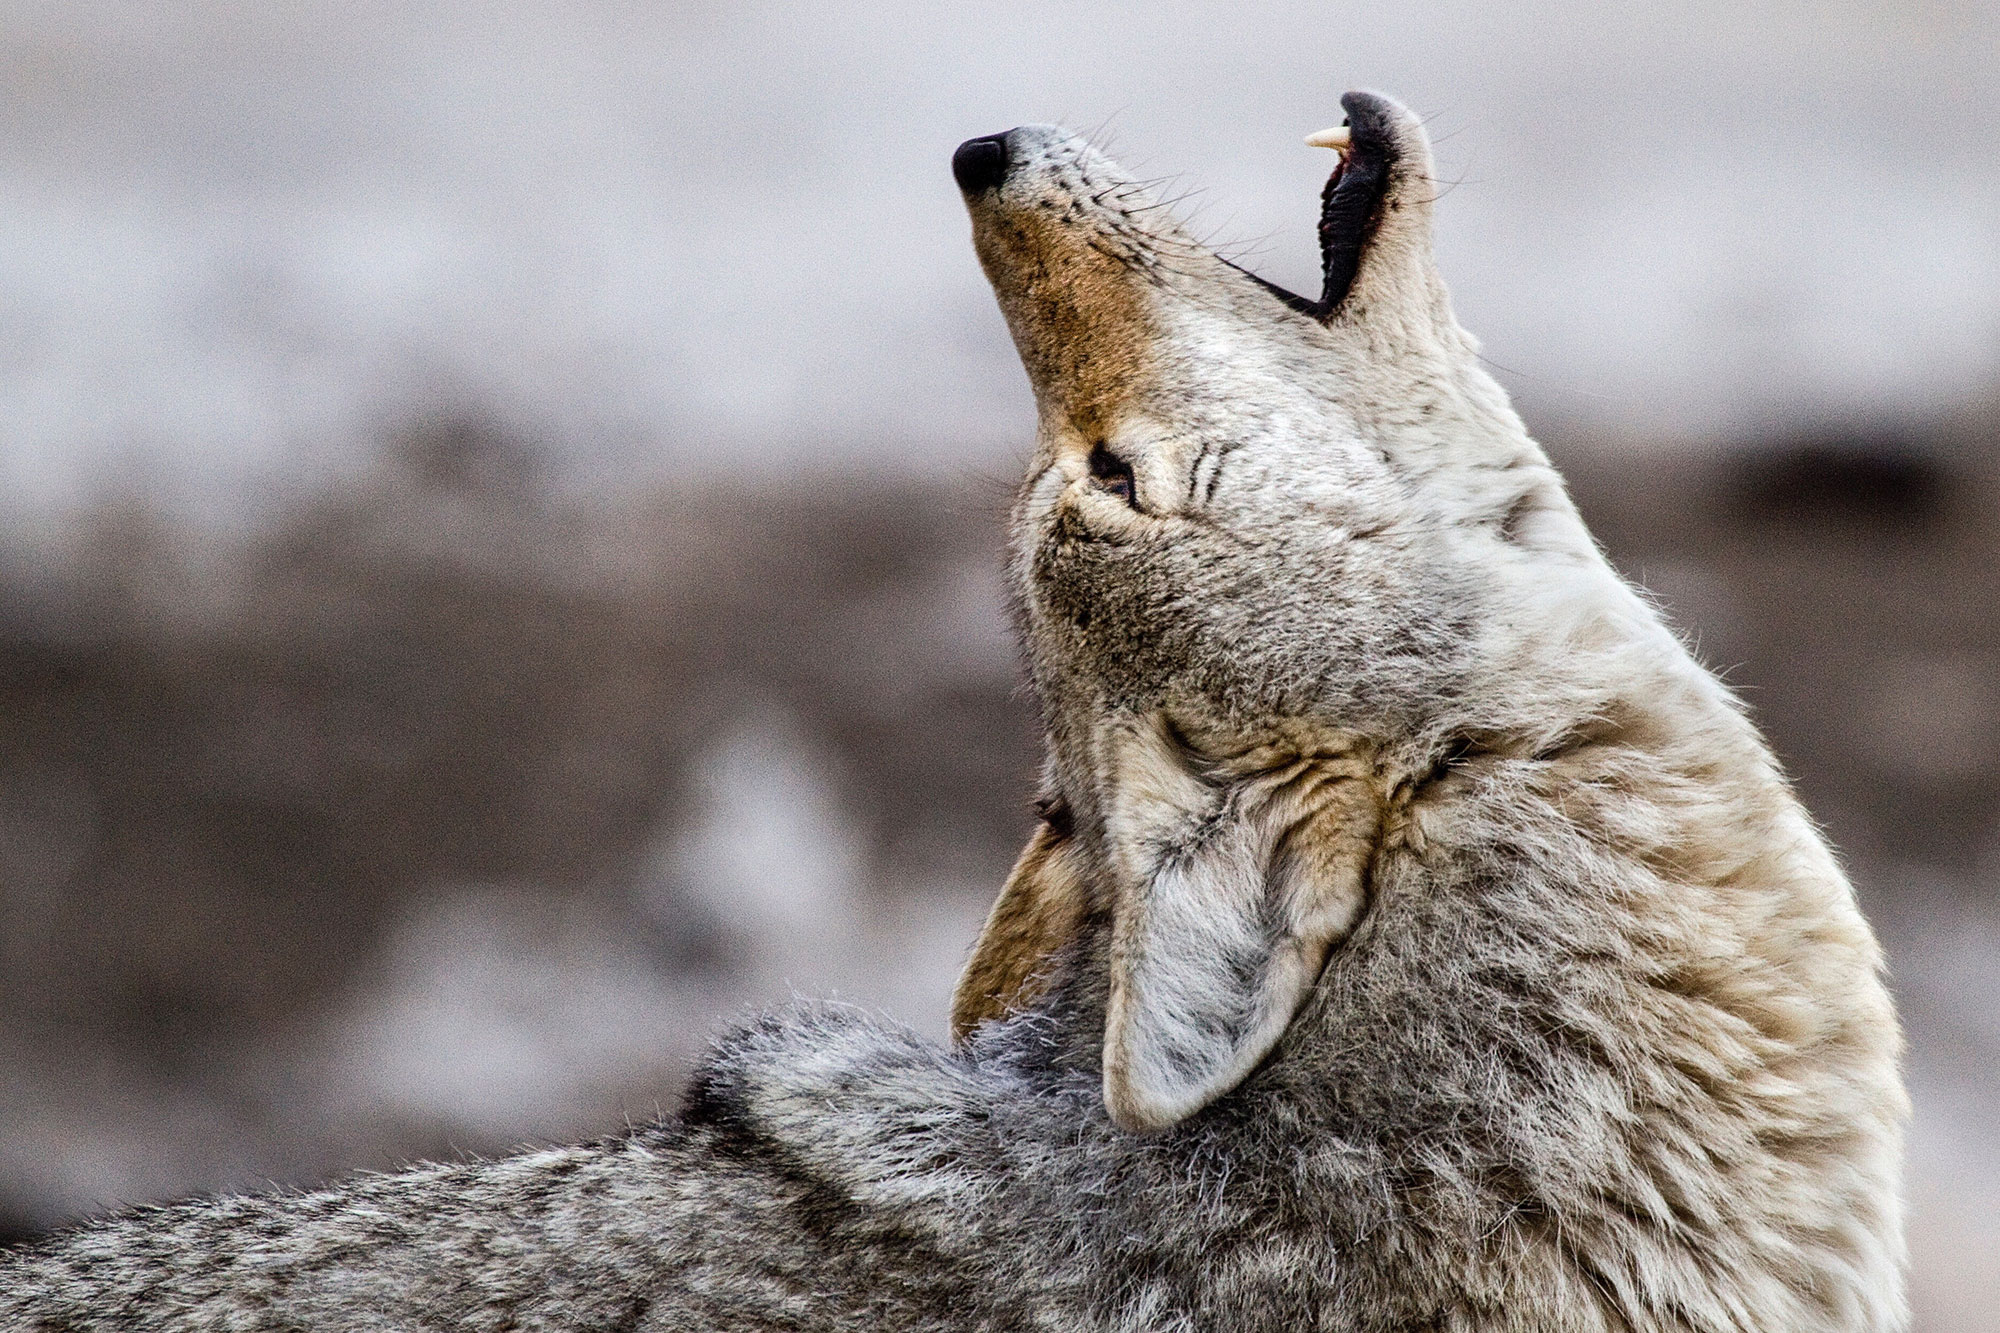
left=1304, top=126, right=1351, bottom=153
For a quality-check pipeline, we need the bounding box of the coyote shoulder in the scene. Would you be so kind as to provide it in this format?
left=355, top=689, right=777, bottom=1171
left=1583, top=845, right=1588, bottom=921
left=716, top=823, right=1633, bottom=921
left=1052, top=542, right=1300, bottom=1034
left=1, top=93, right=1905, bottom=1332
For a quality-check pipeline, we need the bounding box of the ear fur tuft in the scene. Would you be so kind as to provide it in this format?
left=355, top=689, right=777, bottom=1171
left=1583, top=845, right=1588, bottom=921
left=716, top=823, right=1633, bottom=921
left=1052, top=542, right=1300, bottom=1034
left=951, top=820, right=1090, bottom=1041
left=1097, top=716, right=1384, bottom=1133
left=951, top=718, right=1384, bottom=1132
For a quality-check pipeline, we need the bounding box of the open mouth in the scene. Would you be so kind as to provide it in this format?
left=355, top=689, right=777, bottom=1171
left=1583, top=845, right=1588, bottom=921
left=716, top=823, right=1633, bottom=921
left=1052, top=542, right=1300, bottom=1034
left=1234, top=90, right=1398, bottom=321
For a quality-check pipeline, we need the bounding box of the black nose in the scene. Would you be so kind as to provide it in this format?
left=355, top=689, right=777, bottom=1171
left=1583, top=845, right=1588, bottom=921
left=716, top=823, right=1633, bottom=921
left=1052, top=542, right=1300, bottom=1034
left=952, top=133, right=1010, bottom=194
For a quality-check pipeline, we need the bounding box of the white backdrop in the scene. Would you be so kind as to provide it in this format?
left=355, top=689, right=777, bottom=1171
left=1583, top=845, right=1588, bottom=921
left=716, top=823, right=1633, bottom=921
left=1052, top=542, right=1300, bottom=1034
left=3, top=0, right=1996, bottom=528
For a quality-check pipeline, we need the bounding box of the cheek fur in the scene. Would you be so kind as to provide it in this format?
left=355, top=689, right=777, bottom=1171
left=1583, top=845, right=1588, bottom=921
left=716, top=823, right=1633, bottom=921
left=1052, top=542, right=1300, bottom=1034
left=1028, top=526, right=1205, bottom=704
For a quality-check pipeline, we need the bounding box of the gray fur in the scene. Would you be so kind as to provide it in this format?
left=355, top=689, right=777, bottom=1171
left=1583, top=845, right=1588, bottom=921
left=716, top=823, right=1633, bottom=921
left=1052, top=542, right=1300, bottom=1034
left=0, top=92, right=1905, bottom=1331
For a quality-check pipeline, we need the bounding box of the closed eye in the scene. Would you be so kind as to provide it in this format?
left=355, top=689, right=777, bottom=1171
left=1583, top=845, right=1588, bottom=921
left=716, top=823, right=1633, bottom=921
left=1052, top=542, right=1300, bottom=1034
left=1088, top=442, right=1137, bottom=506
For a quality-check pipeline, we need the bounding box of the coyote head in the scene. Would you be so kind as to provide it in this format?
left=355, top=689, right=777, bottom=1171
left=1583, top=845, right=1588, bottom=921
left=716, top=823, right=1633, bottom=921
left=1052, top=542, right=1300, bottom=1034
left=951, top=94, right=1647, bottom=1132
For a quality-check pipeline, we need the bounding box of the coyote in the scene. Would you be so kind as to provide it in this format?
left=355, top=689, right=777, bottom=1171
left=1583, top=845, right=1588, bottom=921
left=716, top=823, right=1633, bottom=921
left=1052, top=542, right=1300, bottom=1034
left=1, top=93, right=1905, bottom=1331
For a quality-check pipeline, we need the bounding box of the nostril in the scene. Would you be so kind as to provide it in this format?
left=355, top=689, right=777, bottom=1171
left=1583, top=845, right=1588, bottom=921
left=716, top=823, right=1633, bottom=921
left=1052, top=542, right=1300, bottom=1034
left=952, top=133, right=1011, bottom=194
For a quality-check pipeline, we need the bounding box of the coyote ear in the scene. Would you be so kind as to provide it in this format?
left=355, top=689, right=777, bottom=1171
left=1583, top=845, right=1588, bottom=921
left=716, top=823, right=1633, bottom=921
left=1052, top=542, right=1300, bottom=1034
left=951, top=817, right=1090, bottom=1041
left=1099, top=719, right=1382, bottom=1133
left=1308, top=90, right=1446, bottom=335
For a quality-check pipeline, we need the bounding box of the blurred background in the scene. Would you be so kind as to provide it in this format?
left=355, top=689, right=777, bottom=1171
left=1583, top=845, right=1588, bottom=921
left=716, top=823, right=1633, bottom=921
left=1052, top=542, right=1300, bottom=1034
left=1, top=1, right=1995, bottom=1324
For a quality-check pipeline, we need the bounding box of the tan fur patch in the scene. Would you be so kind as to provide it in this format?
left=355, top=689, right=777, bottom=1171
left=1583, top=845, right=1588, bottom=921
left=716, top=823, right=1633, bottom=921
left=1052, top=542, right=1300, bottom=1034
left=971, top=204, right=1157, bottom=439
left=950, top=820, right=1090, bottom=1040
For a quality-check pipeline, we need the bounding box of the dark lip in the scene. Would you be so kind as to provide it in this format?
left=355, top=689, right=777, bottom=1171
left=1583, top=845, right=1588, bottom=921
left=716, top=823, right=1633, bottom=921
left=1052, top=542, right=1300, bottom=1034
left=1228, top=90, right=1399, bottom=321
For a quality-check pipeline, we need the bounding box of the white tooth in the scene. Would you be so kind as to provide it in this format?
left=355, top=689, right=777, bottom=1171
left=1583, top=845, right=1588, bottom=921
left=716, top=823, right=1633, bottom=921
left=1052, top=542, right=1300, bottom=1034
left=1304, top=125, right=1351, bottom=152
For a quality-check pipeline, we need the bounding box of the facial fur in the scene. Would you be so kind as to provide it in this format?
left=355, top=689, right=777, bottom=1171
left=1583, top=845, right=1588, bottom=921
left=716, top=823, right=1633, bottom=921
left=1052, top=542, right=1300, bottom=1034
left=951, top=92, right=1906, bottom=1326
